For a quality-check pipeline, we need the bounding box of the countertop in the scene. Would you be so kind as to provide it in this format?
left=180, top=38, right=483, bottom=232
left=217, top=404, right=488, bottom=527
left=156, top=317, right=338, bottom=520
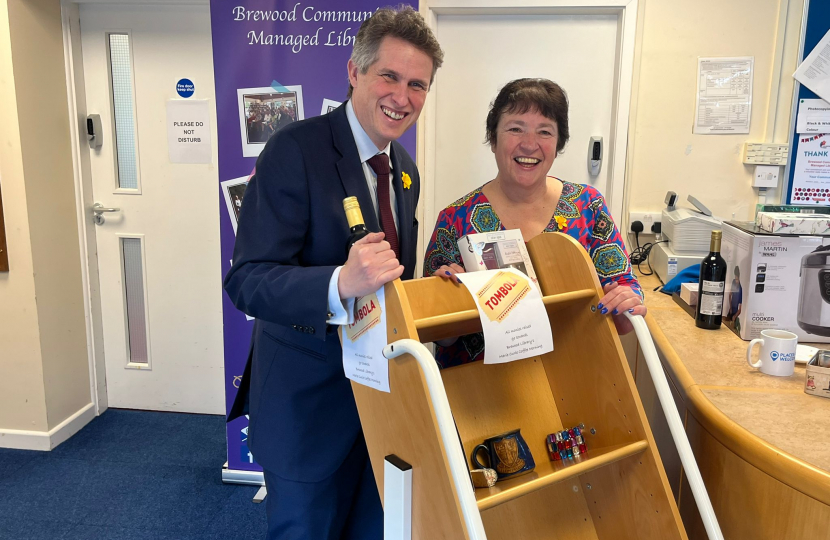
left=638, top=273, right=830, bottom=495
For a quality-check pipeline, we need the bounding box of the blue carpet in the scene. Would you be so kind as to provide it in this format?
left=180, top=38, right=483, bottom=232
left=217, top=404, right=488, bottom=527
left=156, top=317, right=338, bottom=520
left=0, top=410, right=267, bottom=539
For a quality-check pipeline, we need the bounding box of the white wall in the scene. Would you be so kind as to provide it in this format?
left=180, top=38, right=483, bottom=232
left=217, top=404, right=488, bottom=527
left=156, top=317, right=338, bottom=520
left=0, top=0, right=50, bottom=435
left=625, top=0, right=804, bottom=224
left=0, top=0, right=92, bottom=449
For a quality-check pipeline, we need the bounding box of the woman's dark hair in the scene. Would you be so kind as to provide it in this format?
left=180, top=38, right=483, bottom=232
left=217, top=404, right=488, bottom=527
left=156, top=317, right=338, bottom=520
left=485, top=78, right=570, bottom=153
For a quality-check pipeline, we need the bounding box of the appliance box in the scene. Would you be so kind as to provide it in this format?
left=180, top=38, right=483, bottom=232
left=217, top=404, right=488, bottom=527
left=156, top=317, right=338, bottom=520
left=721, top=221, right=830, bottom=342
left=757, top=212, right=830, bottom=235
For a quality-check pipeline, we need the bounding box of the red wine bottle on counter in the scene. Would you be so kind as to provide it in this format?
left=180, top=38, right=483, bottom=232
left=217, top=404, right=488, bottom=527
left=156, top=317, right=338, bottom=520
left=343, top=196, right=370, bottom=255
left=695, top=230, right=727, bottom=329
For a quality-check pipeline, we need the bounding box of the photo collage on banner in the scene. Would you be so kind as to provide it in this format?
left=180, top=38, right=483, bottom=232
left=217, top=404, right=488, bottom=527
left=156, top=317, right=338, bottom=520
left=209, top=1, right=418, bottom=475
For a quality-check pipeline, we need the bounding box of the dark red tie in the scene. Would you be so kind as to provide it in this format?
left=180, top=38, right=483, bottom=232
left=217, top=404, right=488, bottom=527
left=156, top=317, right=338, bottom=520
left=366, top=154, right=400, bottom=260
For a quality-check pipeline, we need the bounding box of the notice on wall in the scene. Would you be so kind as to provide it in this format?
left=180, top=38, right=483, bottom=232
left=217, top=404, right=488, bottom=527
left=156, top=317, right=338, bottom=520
left=794, top=29, right=830, bottom=104
left=166, top=99, right=212, bottom=164
left=457, top=268, right=553, bottom=364
left=341, top=288, right=390, bottom=393
left=693, top=57, right=754, bottom=134
left=791, top=134, right=830, bottom=205
left=796, top=99, right=830, bottom=133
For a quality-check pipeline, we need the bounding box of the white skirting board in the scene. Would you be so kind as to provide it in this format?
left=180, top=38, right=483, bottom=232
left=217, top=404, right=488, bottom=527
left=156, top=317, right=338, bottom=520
left=0, top=402, right=95, bottom=451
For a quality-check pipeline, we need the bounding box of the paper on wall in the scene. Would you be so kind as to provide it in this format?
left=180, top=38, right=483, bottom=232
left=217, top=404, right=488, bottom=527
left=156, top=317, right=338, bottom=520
left=166, top=99, right=212, bottom=163
left=693, top=57, right=754, bottom=135
left=793, top=29, right=830, bottom=104
left=796, top=98, right=830, bottom=133
left=790, top=134, right=830, bottom=205
left=457, top=268, right=553, bottom=365
left=341, top=287, right=390, bottom=393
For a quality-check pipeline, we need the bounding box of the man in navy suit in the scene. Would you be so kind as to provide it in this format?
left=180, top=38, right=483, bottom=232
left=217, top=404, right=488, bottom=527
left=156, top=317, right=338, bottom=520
left=224, top=7, right=443, bottom=540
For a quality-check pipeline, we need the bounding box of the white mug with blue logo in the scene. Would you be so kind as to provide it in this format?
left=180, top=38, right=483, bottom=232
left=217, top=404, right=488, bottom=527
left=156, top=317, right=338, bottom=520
left=746, top=329, right=797, bottom=377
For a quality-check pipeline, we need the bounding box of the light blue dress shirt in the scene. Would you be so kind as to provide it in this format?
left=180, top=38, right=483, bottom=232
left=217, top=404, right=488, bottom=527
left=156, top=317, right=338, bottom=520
left=327, top=100, right=399, bottom=325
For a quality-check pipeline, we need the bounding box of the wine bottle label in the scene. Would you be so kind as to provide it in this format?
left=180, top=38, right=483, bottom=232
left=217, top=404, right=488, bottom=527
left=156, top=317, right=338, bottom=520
left=700, top=280, right=725, bottom=315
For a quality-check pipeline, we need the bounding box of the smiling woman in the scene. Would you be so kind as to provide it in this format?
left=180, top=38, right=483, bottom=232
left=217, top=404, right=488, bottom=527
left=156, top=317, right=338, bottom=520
left=424, top=78, right=645, bottom=369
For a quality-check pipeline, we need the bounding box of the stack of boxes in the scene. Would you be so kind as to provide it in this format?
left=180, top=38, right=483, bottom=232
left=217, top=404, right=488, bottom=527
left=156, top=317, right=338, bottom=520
left=757, top=212, right=830, bottom=235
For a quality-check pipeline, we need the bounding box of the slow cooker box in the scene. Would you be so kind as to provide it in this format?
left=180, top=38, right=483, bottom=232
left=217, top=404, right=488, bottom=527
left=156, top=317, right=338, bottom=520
left=720, top=221, right=830, bottom=342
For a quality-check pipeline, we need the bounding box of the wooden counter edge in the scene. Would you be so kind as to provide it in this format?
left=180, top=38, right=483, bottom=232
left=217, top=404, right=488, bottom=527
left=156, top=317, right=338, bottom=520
left=643, top=313, right=830, bottom=506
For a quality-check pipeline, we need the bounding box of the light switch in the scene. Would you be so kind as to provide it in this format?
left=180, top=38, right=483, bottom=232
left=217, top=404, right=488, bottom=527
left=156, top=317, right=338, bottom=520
left=753, top=165, right=780, bottom=188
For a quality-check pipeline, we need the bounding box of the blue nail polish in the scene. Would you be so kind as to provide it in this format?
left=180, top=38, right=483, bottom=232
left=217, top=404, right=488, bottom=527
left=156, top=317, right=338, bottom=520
left=600, top=307, right=608, bottom=314
left=445, top=271, right=452, bottom=276
left=597, top=303, right=604, bottom=309
left=612, top=309, right=618, bottom=315
left=629, top=309, right=635, bottom=313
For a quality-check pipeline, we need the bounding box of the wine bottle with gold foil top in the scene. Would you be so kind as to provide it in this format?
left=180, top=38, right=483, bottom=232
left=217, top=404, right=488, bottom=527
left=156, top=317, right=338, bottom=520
left=343, top=197, right=370, bottom=256
left=695, top=230, right=727, bottom=329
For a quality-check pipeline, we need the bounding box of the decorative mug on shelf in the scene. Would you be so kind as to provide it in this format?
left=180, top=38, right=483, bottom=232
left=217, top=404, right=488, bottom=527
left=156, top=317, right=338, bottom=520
left=471, top=428, right=535, bottom=481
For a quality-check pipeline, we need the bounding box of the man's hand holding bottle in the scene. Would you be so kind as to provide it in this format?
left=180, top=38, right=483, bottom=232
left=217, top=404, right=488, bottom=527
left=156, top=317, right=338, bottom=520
left=338, top=232, right=403, bottom=299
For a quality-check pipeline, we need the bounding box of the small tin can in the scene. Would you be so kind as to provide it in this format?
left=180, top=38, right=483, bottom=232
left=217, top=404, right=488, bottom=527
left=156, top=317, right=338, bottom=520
left=806, top=350, right=830, bottom=399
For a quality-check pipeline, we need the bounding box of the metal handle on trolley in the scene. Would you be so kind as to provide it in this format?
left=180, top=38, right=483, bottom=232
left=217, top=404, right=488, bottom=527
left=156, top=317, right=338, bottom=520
left=624, top=312, right=724, bottom=540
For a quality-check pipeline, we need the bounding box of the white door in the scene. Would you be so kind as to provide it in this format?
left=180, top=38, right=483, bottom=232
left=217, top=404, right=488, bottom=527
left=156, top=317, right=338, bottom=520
left=79, top=3, right=224, bottom=414
left=424, top=10, right=631, bottom=243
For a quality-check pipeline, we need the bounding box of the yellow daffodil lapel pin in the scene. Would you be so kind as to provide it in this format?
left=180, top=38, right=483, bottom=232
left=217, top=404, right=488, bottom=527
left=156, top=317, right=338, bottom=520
left=554, top=215, right=568, bottom=231
left=402, top=171, right=412, bottom=190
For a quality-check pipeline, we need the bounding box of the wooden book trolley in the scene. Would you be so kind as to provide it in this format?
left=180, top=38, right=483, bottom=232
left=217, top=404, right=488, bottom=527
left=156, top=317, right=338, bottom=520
left=352, top=233, right=719, bottom=540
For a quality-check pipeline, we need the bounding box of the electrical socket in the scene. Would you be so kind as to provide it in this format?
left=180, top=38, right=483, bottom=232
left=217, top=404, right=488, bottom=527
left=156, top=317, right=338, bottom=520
left=629, top=212, right=661, bottom=234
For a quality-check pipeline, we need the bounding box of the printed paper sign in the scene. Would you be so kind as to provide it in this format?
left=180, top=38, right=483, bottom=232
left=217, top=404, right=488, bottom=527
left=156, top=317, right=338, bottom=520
left=166, top=99, right=212, bottom=163
left=791, top=134, right=830, bottom=205
left=693, top=57, right=754, bottom=135
left=458, top=268, right=554, bottom=364
left=793, top=29, right=830, bottom=104
left=475, top=271, right=531, bottom=322
left=341, top=288, right=390, bottom=392
left=796, top=99, right=830, bottom=134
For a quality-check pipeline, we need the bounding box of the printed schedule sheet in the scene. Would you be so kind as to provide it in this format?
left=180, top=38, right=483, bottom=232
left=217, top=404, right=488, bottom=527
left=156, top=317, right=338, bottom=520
left=694, top=57, right=754, bottom=134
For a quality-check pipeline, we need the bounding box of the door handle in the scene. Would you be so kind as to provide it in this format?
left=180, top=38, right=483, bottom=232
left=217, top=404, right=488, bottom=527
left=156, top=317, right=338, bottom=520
left=93, top=202, right=120, bottom=214
left=92, top=202, right=120, bottom=225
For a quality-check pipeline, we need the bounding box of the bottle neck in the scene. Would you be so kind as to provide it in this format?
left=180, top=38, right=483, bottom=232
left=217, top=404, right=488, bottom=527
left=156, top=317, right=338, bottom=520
left=710, top=236, right=721, bottom=253
left=345, top=206, right=365, bottom=229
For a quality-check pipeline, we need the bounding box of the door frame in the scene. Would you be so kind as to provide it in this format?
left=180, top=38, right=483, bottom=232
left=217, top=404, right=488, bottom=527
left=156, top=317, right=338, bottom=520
left=61, top=0, right=210, bottom=415
left=416, top=0, right=640, bottom=257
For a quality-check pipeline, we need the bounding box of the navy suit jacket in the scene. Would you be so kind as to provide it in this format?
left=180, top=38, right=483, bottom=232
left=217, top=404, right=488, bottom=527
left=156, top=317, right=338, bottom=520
left=224, top=103, right=420, bottom=482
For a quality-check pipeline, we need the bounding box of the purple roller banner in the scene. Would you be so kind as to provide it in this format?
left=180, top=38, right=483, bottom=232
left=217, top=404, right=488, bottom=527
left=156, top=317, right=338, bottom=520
left=210, top=1, right=417, bottom=475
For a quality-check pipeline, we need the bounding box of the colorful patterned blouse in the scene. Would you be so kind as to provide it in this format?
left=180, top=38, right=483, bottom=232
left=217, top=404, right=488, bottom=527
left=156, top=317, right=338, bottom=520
left=423, top=179, right=642, bottom=369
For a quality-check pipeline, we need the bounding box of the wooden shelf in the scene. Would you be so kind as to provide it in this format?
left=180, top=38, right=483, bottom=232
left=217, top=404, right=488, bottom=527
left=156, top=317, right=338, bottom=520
left=475, top=440, right=649, bottom=511
left=414, top=288, right=596, bottom=343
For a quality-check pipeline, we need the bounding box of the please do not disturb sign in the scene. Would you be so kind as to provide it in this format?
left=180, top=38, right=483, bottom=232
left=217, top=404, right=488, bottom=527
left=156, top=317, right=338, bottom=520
left=166, top=99, right=212, bottom=164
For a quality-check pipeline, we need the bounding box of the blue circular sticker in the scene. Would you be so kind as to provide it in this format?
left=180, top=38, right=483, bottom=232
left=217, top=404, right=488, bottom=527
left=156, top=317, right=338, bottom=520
left=176, top=78, right=195, bottom=98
